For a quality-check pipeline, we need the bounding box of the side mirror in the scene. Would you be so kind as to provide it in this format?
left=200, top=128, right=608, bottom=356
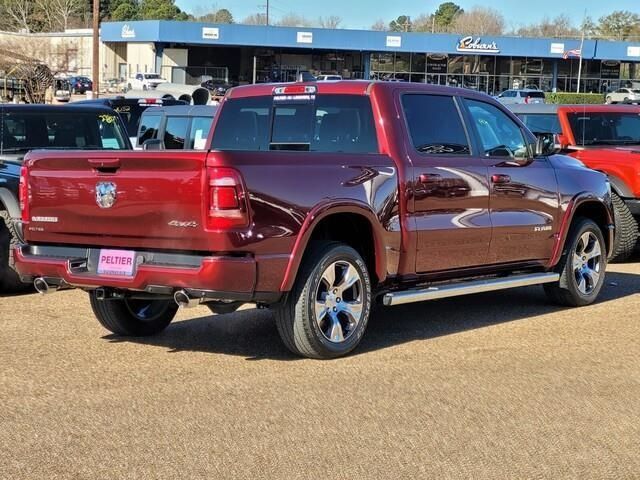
left=534, top=132, right=562, bottom=156
left=142, top=139, right=164, bottom=151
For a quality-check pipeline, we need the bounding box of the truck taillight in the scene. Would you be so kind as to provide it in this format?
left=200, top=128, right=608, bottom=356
left=19, top=164, right=29, bottom=223
left=207, top=167, right=249, bottom=229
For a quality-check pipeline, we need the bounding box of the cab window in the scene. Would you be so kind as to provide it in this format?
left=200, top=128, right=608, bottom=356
left=188, top=116, right=213, bottom=150
left=163, top=116, right=189, bottom=149
left=138, top=114, right=161, bottom=146
left=464, top=99, right=529, bottom=159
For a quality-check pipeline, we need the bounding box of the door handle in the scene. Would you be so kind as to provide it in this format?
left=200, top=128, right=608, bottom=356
left=491, top=174, right=511, bottom=184
left=88, top=158, right=121, bottom=171
left=419, top=173, right=441, bottom=183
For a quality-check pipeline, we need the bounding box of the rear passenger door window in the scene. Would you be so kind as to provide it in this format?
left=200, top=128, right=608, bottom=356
left=401, top=94, right=470, bottom=155
left=188, top=116, right=213, bottom=150
left=138, top=114, right=161, bottom=146
left=163, top=117, right=189, bottom=149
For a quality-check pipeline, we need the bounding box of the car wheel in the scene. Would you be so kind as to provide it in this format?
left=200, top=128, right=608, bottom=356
left=89, top=292, right=178, bottom=336
left=0, top=211, right=30, bottom=292
left=544, top=218, right=606, bottom=307
left=609, top=191, right=639, bottom=262
left=275, top=242, right=372, bottom=359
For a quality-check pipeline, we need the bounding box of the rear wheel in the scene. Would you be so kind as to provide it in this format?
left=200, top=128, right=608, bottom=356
left=544, top=218, right=606, bottom=307
left=610, top=191, right=638, bottom=262
left=89, top=292, right=178, bottom=336
left=275, top=242, right=372, bottom=359
left=0, top=211, right=29, bottom=292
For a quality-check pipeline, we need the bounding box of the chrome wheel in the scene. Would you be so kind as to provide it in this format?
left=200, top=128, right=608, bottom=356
left=314, top=261, right=364, bottom=343
left=572, top=231, right=602, bottom=295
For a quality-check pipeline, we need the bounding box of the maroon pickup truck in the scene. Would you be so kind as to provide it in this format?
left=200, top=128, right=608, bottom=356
left=15, top=82, right=614, bottom=359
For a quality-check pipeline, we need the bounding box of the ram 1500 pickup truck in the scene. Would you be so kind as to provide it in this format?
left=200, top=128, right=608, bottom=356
left=509, top=103, right=640, bottom=261
left=15, top=82, right=614, bottom=359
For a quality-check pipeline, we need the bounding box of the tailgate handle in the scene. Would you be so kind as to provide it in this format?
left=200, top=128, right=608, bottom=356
left=88, top=158, right=121, bottom=172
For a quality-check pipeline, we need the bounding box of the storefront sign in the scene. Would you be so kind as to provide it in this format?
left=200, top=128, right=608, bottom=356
left=426, top=54, right=448, bottom=73
left=456, top=36, right=499, bottom=54
left=121, top=24, right=135, bottom=39
left=628, top=46, right=640, bottom=57
left=202, top=27, right=220, bottom=40
left=550, top=43, right=565, bottom=54
left=386, top=36, right=402, bottom=48
left=297, top=32, right=313, bottom=44
left=601, top=60, right=621, bottom=79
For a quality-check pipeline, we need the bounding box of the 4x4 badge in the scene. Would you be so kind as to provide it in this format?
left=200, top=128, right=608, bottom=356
left=96, top=182, right=117, bottom=208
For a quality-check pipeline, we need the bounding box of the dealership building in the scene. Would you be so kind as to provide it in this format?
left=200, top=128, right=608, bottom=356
left=100, top=20, right=640, bottom=94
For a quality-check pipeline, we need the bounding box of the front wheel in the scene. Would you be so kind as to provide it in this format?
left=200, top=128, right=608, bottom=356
left=544, top=218, right=606, bottom=307
left=89, top=292, right=178, bottom=336
left=610, top=191, right=639, bottom=262
left=276, top=242, right=372, bottom=359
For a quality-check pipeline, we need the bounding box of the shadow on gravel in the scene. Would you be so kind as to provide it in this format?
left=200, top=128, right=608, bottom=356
left=105, top=270, right=639, bottom=360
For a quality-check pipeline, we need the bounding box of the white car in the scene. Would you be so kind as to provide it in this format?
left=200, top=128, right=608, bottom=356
left=316, top=75, right=343, bottom=81
left=605, top=88, right=640, bottom=104
left=128, top=73, right=167, bottom=91
left=496, top=89, right=546, bottom=105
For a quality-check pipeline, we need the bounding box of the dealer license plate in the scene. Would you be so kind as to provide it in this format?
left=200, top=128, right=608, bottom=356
left=97, top=249, right=136, bottom=277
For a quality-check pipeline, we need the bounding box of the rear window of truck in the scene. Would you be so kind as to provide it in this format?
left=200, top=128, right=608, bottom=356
left=211, top=95, right=378, bottom=153
left=568, top=112, right=640, bottom=145
left=0, top=111, right=128, bottom=153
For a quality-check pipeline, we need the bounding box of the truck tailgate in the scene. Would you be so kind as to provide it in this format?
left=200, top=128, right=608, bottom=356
left=23, top=151, right=214, bottom=251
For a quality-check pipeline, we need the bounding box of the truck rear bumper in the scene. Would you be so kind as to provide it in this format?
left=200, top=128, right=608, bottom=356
left=14, top=244, right=262, bottom=301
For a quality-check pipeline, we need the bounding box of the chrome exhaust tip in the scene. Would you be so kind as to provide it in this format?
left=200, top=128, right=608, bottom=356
left=34, top=277, right=57, bottom=295
left=174, top=289, right=200, bottom=309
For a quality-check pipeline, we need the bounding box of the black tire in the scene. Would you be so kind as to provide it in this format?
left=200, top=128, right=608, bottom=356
left=275, top=242, right=372, bottom=359
left=610, top=191, right=639, bottom=262
left=207, top=301, right=242, bottom=315
left=544, top=218, right=607, bottom=307
left=89, top=291, right=178, bottom=336
left=0, top=210, right=29, bottom=292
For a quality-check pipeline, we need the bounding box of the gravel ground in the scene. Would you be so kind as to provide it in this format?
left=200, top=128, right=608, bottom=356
left=1, top=261, right=639, bottom=479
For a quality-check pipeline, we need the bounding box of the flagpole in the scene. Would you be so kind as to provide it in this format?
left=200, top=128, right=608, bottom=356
left=576, top=10, right=586, bottom=93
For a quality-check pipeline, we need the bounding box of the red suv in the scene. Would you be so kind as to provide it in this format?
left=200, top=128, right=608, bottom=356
left=510, top=103, right=640, bottom=261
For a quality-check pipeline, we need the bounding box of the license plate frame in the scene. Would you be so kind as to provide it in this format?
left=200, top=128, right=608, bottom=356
left=97, top=249, right=137, bottom=277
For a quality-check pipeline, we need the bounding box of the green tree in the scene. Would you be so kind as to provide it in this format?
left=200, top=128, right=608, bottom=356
left=433, top=2, right=463, bottom=29
left=138, top=0, right=187, bottom=20
left=110, top=0, right=138, bottom=21
left=596, top=10, right=640, bottom=40
left=389, top=15, right=412, bottom=32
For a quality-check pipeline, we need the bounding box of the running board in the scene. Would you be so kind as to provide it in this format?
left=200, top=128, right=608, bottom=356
left=383, top=272, right=560, bottom=307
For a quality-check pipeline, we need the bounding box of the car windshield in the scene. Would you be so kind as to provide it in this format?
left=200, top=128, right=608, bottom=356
left=517, top=113, right=562, bottom=134
left=145, top=74, right=161, bottom=79
left=567, top=112, right=640, bottom=145
left=0, top=111, right=129, bottom=157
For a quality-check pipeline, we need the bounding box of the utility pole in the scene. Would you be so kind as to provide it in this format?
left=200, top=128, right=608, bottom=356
left=576, top=9, right=586, bottom=94
left=92, top=0, right=99, bottom=98
left=266, top=0, right=269, bottom=26
left=259, top=1, right=270, bottom=26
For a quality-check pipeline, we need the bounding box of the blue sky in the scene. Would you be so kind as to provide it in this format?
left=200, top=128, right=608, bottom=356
left=176, top=0, right=640, bottom=30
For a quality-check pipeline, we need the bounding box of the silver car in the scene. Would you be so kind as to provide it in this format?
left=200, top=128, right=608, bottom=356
left=605, top=88, right=640, bottom=104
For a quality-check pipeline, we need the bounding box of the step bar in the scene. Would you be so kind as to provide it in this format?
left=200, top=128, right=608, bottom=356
left=383, top=272, right=560, bottom=307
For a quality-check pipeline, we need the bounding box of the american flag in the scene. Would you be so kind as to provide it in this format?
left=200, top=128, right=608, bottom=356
left=563, top=49, right=582, bottom=59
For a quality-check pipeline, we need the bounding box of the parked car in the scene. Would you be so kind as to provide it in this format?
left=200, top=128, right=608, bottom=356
left=74, top=97, right=188, bottom=147
left=103, top=78, right=128, bottom=94
left=200, top=80, right=232, bottom=103
left=137, top=105, right=217, bottom=150
left=68, top=76, right=93, bottom=95
left=128, top=73, right=167, bottom=91
left=605, top=88, right=640, bottom=104
left=0, top=104, right=131, bottom=291
left=497, top=89, right=546, bottom=105
left=15, top=82, right=613, bottom=358
left=508, top=103, right=640, bottom=261
left=317, top=75, right=343, bottom=81
left=53, top=78, right=71, bottom=102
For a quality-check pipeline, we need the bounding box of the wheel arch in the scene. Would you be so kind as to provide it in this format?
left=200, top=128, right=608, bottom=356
left=550, top=195, right=614, bottom=267
left=0, top=188, right=20, bottom=218
left=280, top=202, right=388, bottom=292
